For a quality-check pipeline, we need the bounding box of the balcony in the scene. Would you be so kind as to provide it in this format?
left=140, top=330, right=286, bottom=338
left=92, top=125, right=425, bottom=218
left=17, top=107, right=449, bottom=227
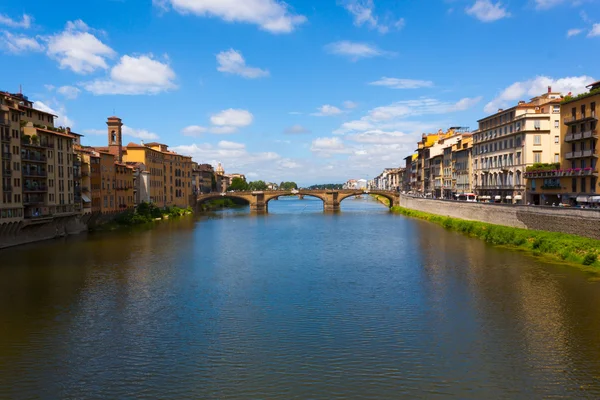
left=23, top=185, right=48, bottom=193
left=565, top=133, right=583, bottom=142
left=564, top=111, right=598, bottom=125
left=22, top=153, right=47, bottom=163
left=0, top=118, right=10, bottom=126
left=2, top=185, right=11, bottom=192
left=2, top=151, right=11, bottom=159
left=583, top=130, right=599, bottom=139
left=565, top=150, right=595, bottom=159
left=23, top=195, right=45, bottom=205
left=525, top=168, right=594, bottom=178
left=1, top=134, right=10, bottom=142
left=21, top=169, right=47, bottom=177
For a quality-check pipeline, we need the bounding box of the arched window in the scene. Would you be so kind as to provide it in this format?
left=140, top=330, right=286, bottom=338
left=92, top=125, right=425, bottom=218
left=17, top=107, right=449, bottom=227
left=111, top=131, right=116, bottom=144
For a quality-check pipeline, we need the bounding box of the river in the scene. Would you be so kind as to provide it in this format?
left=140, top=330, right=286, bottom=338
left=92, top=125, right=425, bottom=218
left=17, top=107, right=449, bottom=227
left=1, top=195, right=600, bottom=399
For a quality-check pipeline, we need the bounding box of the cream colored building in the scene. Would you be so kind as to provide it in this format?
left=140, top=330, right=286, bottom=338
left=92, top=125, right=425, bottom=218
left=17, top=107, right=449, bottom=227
left=472, top=91, right=562, bottom=204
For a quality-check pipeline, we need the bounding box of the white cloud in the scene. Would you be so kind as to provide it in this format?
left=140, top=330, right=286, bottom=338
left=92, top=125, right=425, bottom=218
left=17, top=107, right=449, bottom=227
left=534, top=0, right=584, bottom=9
left=210, top=108, right=253, bottom=127
left=0, top=13, right=33, bottom=29
left=312, top=105, right=344, bottom=117
left=567, top=28, right=583, bottom=37
left=183, top=109, right=254, bottom=135
left=82, top=54, right=177, bottom=95
left=311, top=137, right=350, bottom=156
left=171, top=142, right=281, bottom=172
left=366, top=97, right=482, bottom=121
left=484, top=75, right=595, bottom=114
left=182, top=125, right=208, bottom=137
left=369, top=77, right=434, bottom=89
left=343, top=101, right=358, bottom=109
left=155, top=0, right=307, bottom=34
left=278, top=158, right=301, bottom=168
left=122, top=125, right=160, bottom=140
left=33, top=100, right=74, bottom=128
left=346, top=129, right=413, bottom=145
left=465, top=0, right=510, bottom=22
left=45, top=20, right=116, bottom=74
left=589, top=23, right=600, bottom=37
left=0, top=31, right=44, bottom=54
left=216, top=49, right=269, bottom=78
left=288, top=111, right=303, bottom=115
left=284, top=124, right=310, bottom=134
left=57, top=85, right=81, bottom=99
left=218, top=140, right=246, bottom=149
left=341, top=0, right=405, bottom=34
left=325, top=40, right=394, bottom=61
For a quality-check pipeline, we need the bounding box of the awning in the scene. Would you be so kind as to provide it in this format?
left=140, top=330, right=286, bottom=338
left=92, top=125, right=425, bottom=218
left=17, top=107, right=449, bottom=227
left=577, top=195, right=590, bottom=203
left=590, top=196, right=600, bottom=203
left=505, top=196, right=512, bottom=200
left=514, top=195, right=523, bottom=200
left=82, top=194, right=92, bottom=203
left=495, top=195, right=502, bottom=200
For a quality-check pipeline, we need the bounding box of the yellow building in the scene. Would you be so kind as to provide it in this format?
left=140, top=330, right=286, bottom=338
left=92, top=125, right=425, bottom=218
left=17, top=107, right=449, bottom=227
left=98, top=116, right=194, bottom=208
left=553, top=81, right=598, bottom=205
left=473, top=90, right=562, bottom=204
left=452, top=134, right=474, bottom=195
left=0, top=91, right=80, bottom=223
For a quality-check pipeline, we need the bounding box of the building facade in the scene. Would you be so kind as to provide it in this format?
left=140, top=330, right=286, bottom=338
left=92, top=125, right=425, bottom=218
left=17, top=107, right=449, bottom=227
left=525, top=82, right=600, bottom=206
left=472, top=90, right=562, bottom=204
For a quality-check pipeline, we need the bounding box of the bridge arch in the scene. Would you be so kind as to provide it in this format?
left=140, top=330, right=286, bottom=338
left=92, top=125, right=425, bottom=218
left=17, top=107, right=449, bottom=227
left=337, top=190, right=397, bottom=207
left=196, top=192, right=252, bottom=206
left=264, top=192, right=327, bottom=205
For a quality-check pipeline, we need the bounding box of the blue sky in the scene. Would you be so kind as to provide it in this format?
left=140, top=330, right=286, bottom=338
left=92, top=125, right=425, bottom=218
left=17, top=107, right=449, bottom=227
left=0, top=0, right=599, bottom=185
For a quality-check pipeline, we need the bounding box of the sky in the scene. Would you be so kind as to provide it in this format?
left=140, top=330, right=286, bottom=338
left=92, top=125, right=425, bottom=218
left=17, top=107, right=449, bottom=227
left=0, top=0, right=599, bottom=185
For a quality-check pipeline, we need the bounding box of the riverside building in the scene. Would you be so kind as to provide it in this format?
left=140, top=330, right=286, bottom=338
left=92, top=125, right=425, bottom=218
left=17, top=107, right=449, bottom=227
left=472, top=89, right=562, bottom=204
left=1, top=91, right=82, bottom=225
left=527, top=81, right=600, bottom=206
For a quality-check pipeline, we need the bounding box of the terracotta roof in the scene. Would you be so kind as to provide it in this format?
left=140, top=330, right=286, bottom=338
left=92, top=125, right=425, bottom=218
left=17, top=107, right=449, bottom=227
left=32, top=126, right=79, bottom=138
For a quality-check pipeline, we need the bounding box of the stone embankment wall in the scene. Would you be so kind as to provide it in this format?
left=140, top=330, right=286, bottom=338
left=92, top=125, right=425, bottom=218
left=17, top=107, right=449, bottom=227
left=0, top=215, right=90, bottom=250
left=399, top=195, right=600, bottom=240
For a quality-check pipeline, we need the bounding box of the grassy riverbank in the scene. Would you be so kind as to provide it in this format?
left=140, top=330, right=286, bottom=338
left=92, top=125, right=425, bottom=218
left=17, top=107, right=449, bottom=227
left=198, top=198, right=248, bottom=211
left=372, top=195, right=390, bottom=207
left=90, top=203, right=193, bottom=231
left=391, top=206, right=600, bottom=269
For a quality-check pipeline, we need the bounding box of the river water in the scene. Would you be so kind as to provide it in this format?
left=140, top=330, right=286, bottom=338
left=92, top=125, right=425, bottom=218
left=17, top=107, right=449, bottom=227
left=1, top=196, right=600, bottom=399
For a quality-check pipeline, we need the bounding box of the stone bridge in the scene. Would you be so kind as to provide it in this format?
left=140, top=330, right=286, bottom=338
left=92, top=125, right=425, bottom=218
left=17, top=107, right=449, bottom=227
left=197, top=189, right=399, bottom=214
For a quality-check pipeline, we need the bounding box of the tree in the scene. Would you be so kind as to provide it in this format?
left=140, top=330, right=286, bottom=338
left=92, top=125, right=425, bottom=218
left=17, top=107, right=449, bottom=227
left=248, top=180, right=268, bottom=191
left=228, top=177, right=249, bottom=191
left=279, top=181, right=298, bottom=190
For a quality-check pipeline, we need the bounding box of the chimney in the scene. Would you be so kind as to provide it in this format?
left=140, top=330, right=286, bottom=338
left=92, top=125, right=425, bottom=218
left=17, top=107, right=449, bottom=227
left=498, top=108, right=503, bottom=112
left=548, top=86, right=552, bottom=93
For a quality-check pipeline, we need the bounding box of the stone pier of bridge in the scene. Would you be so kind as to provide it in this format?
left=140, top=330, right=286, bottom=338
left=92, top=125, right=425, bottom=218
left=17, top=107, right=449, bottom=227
left=196, top=190, right=399, bottom=214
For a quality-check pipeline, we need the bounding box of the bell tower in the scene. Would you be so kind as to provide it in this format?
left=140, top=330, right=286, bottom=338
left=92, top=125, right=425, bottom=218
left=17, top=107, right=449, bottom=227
left=107, top=116, right=123, bottom=162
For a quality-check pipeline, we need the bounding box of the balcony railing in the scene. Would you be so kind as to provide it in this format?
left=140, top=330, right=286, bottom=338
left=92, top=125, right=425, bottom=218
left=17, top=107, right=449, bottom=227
left=565, top=150, right=595, bottom=159
left=1, top=134, right=10, bottom=142
left=21, top=170, right=47, bottom=177
left=525, top=168, right=594, bottom=178
left=583, top=130, right=599, bottom=139
left=22, top=154, right=47, bottom=163
left=564, top=111, right=598, bottom=125
left=565, top=133, right=583, bottom=142
left=0, top=118, right=10, bottom=126
left=2, top=151, right=11, bottom=159
left=2, top=185, right=11, bottom=192
left=23, top=185, right=48, bottom=193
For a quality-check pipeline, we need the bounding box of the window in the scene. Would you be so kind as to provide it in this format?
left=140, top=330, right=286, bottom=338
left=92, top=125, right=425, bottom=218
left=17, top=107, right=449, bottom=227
left=534, top=152, right=542, bottom=163
left=581, top=177, right=587, bottom=193
left=534, top=120, right=541, bottom=130
left=554, top=154, right=559, bottom=163
left=534, top=135, right=541, bottom=145
left=554, top=136, right=559, bottom=144
left=552, top=105, right=560, bottom=114
left=554, top=120, right=559, bottom=129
